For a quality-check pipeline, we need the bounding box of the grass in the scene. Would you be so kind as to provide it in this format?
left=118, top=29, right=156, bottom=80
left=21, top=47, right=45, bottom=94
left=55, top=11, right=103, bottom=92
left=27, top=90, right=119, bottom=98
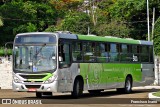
left=153, top=91, right=160, bottom=97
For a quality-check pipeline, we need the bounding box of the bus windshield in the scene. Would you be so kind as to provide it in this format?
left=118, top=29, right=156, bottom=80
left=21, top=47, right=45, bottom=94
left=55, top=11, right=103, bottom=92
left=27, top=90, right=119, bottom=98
left=14, top=44, right=56, bottom=72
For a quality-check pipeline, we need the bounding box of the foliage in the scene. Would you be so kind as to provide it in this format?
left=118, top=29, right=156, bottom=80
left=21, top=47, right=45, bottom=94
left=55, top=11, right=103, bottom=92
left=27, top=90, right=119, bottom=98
left=58, top=12, right=92, bottom=34
left=94, top=20, right=131, bottom=38
left=153, top=18, right=160, bottom=56
left=50, top=0, right=83, bottom=11
left=1, top=0, right=160, bottom=55
left=0, top=16, right=3, bottom=26
left=45, top=25, right=56, bottom=32
left=0, top=0, right=58, bottom=45
left=0, top=47, right=12, bottom=56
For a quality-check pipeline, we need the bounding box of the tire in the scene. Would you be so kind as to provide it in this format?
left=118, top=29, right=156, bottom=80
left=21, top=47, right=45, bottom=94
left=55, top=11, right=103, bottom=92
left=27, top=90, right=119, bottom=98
left=124, top=76, right=132, bottom=94
left=117, top=77, right=132, bottom=94
left=71, top=79, right=83, bottom=98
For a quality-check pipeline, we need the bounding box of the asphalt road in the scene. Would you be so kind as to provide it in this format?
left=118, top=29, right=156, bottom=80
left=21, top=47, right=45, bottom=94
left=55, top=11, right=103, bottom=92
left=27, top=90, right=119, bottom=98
left=0, top=88, right=160, bottom=107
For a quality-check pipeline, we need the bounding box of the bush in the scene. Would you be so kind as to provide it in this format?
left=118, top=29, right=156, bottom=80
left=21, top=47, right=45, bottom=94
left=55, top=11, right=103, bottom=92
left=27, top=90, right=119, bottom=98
left=0, top=47, right=12, bottom=56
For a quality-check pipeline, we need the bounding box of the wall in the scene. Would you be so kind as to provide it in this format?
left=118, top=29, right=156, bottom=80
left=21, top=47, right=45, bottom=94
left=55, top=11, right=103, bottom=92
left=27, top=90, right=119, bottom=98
left=0, top=57, right=12, bottom=89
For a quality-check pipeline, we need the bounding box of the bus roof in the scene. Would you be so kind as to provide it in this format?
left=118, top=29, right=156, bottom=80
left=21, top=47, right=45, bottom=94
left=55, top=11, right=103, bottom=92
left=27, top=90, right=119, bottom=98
left=77, top=34, right=153, bottom=45
left=15, top=32, right=153, bottom=45
left=16, top=32, right=54, bottom=36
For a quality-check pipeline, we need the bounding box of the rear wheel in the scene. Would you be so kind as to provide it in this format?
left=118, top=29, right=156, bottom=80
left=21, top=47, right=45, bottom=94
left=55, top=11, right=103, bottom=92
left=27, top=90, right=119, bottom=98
left=124, top=76, right=132, bottom=93
left=71, top=79, right=83, bottom=98
left=116, top=76, right=132, bottom=94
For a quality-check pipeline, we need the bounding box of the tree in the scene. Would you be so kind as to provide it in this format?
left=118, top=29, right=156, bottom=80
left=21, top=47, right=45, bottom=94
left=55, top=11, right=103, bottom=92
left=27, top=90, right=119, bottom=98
left=0, top=0, right=58, bottom=45
left=108, top=0, right=160, bottom=40
left=153, top=18, right=160, bottom=55
left=0, top=16, right=3, bottom=26
left=94, top=20, right=131, bottom=37
left=58, top=11, right=92, bottom=34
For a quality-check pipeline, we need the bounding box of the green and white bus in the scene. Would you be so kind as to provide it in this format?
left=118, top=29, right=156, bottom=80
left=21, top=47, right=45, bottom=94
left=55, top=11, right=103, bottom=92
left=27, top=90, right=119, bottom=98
left=12, top=32, right=154, bottom=98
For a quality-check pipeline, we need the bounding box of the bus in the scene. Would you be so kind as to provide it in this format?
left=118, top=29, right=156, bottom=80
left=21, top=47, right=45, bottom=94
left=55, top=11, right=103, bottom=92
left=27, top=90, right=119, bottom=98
left=12, top=32, right=154, bottom=98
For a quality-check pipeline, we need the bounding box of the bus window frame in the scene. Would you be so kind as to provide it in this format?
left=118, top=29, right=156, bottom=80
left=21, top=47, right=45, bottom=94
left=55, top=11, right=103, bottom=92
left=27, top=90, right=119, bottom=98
left=60, top=39, right=153, bottom=64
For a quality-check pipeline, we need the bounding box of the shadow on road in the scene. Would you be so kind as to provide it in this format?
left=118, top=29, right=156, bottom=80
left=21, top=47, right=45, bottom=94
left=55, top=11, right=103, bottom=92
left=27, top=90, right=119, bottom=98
left=24, top=89, right=160, bottom=100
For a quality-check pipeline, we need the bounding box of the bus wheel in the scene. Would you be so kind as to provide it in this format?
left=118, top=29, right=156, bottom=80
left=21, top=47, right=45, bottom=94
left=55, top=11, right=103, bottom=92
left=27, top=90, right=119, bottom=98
left=71, top=79, right=83, bottom=98
left=36, top=92, right=42, bottom=98
left=124, top=76, right=132, bottom=94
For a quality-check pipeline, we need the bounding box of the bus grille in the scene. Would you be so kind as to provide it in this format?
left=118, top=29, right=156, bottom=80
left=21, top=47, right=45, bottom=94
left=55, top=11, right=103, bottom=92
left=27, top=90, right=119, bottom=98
left=24, top=81, right=43, bottom=83
left=20, top=75, right=47, bottom=79
left=25, top=85, right=41, bottom=89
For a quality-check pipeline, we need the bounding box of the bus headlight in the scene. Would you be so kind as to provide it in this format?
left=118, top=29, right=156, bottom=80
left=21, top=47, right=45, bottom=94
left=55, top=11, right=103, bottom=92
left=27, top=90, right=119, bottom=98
left=45, top=75, right=57, bottom=83
left=13, top=75, right=22, bottom=83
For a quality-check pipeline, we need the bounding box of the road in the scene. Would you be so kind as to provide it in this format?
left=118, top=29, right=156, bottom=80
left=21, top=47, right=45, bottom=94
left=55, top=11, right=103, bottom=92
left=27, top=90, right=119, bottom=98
left=0, top=88, right=160, bottom=107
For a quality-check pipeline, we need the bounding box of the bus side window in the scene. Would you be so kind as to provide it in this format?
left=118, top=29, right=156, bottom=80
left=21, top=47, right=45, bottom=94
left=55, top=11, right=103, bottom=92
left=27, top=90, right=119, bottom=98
left=83, top=42, right=96, bottom=62
left=132, top=45, right=140, bottom=62
left=109, top=43, right=119, bottom=62
left=72, top=42, right=82, bottom=62
left=121, top=44, right=128, bottom=62
left=59, top=42, right=70, bottom=68
left=58, top=44, right=65, bottom=61
left=97, top=43, right=109, bottom=62
left=141, top=46, right=149, bottom=62
left=149, top=46, right=153, bottom=63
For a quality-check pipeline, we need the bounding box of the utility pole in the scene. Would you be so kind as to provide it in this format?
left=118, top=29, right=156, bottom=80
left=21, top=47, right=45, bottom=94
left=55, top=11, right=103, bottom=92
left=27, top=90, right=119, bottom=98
left=151, top=8, right=155, bottom=41
left=147, top=0, right=150, bottom=41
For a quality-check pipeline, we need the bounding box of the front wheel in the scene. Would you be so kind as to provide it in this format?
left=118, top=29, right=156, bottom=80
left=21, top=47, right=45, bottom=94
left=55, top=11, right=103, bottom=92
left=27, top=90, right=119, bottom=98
left=71, top=79, right=83, bottom=98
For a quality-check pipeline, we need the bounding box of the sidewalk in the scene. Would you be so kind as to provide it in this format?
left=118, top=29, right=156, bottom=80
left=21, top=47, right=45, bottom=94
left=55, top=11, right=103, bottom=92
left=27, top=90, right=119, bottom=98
left=133, top=85, right=160, bottom=90
left=140, top=85, right=160, bottom=102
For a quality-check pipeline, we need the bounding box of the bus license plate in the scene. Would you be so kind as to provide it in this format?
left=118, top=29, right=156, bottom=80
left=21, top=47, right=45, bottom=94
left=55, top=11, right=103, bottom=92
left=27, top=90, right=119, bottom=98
left=28, top=88, right=36, bottom=92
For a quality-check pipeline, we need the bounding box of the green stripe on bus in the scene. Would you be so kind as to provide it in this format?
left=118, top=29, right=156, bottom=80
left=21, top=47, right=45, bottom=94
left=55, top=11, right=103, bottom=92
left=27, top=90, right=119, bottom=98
left=27, top=73, right=53, bottom=81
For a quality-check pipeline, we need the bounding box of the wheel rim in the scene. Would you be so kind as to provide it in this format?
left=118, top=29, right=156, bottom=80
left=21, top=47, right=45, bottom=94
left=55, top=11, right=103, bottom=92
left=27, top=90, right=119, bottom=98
left=126, top=80, right=131, bottom=91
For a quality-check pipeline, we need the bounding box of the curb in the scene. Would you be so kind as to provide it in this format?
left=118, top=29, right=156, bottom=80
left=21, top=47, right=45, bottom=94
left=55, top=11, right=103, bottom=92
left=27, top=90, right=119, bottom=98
left=148, top=92, right=160, bottom=102
left=133, top=86, right=160, bottom=90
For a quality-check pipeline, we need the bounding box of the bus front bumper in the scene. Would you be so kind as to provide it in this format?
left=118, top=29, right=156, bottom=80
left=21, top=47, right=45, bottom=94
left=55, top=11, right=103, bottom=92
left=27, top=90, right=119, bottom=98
left=12, top=81, right=58, bottom=93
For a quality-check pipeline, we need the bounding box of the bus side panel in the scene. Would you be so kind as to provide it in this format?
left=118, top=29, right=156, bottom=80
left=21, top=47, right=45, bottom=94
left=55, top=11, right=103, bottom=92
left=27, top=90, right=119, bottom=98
left=133, top=64, right=154, bottom=87
left=103, top=63, right=142, bottom=89
left=80, top=63, right=142, bottom=90
left=80, top=63, right=106, bottom=90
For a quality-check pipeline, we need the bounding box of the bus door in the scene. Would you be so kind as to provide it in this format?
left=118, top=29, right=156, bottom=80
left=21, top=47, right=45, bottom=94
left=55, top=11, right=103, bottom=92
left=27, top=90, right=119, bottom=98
left=58, top=41, right=72, bottom=92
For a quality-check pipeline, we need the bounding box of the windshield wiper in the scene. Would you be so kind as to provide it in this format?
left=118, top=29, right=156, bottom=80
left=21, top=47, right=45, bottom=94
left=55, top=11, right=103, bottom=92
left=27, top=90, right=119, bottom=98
left=33, top=43, right=46, bottom=58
